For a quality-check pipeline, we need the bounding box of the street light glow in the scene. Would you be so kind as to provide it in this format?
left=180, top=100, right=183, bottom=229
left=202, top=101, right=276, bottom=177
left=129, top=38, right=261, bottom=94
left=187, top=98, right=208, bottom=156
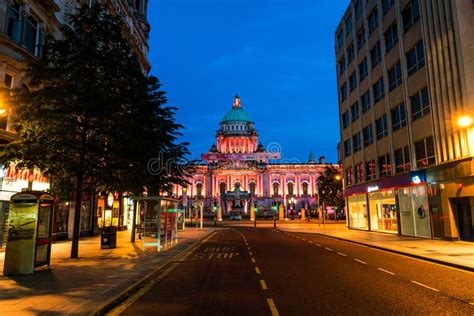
left=458, top=115, right=473, bottom=128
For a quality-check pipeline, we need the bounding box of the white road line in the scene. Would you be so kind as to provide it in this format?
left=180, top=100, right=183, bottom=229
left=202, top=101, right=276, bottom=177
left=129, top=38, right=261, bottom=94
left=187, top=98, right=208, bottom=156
left=249, top=251, right=253, bottom=256
left=267, top=298, right=279, bottom=316
left=325, top=247, right=333, bottom=252
left=411, top=281, right=439, bottom=292
left=260, top=280, right=268, bottom=290
left=354, top=259, right=367, bottom=265
left=255, top=267, right=261, bottom=274
left=308, top=241, right=314, bottom=244
left=469, top=302, right=474, bottom=306
left=316, top=243, right=321, bottom=247
left=251, top=258, right=256, bottom=263
left=377, top=268, right=395, bottom=275
left=337, top=252, right=347, bottom=257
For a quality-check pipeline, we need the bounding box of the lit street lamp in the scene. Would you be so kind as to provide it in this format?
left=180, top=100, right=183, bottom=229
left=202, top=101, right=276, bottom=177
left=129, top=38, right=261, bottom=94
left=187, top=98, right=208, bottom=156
left=458, top=115, right=473, bottom=128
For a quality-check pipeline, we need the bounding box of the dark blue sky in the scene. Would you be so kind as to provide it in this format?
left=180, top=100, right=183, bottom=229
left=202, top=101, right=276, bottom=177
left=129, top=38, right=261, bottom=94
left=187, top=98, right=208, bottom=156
left=148, top=0, right=348, bottom=163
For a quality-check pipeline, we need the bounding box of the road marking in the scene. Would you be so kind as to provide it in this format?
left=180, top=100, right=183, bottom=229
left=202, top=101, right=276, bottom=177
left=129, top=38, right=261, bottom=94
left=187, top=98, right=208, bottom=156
left=469, top=303, right=474, bottom=306
left=316, top=243, right=321, bottom=247
left=354, top=259, right=367, bottom=265
left=247, top=246, right=251, bottom=250
left=255, top=267, right=261, bottom=274
left=267, top=298, right=279, bottom=316
left=377, top=268, right=395, bottom=275
left=308, top=241, right=313, bottom=244
left=337, top=252, right=347, bottom=257
left=251, top=258, right=256, bottom=263
left=260, top=280, right=268, bottom=290
left=249, top=251, right=253, bottom=255
left=325, top=247, right=333, bottom=252
left=411, top=281, right=439, bottom=292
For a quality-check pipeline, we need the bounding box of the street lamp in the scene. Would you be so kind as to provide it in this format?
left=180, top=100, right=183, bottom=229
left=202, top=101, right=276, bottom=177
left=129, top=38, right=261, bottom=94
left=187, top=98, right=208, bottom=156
left=458, top=115, right=473, bottom=128
left=458, top=115, right=474, bottom=157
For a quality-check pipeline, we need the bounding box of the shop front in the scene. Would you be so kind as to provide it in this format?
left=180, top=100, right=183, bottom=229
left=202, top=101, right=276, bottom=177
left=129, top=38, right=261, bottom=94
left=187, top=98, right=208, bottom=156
left=52, top=195, right=94, bottom=240
left=344, top=171, right=432, bottom=238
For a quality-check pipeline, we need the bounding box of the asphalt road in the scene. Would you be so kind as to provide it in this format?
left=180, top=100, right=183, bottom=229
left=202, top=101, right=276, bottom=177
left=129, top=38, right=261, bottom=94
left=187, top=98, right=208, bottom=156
left=116, top=227, right=474, bottom=315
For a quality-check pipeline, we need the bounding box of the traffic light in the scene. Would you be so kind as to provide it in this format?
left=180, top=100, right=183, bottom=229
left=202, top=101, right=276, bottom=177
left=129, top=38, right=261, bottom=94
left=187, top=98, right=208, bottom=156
left=213, top=201, right=218, bottom=212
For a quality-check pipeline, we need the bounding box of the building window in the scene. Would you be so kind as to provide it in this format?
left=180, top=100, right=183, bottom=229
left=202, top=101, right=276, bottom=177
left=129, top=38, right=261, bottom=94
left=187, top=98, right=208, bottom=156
left=357, top=27, right=366, bottom=50
left=415, top=136, right=435, bottom=167
left=406, top=41, right=425, bottom=76
left=287, top=182, right=294, bottom=196
left=368, top=7, right=379, bottom=35
left=373, top=77, right=385, bottom=103
left=342, top=111, right=350, bottom=129
left=338, top=56, right=346, bottom=75
left=402, top=0, right=420, bottom=33
left=24, top=16, right=40, bottom=56
left=196, top=183, right=203, bottom=198
left=6, top=3, right=21, bottom=44
left=353, top=132, right=362, bottom=153
left=378, top=153, right=392, bottom=177
left=355, top=163, right=364, bottom=184
left=384, top=22, right=399, bottom=53
left=273, top=182, right=280, bottom=197
left=344, top=139, right=352, bottom=157
left=370, top=42, right=382, bottom=69
left=391, top=102, right=407, bottom=131
left=302, top=182, right=309, bottom=196
left=358, top=58, right=368, bottom=82
left=347, top=43, right=355, bottom=64
left=382, top=0, right=395, bottom=14
left=363, top=124, right=374, bottom=147
left=361, top=90, right=371, bottom=113
left=354, top=0, right=364, bottom=19
left=388, top=61, right=402, bottom=91
left=249, top=182, right=256, bottom=195
left=4, top=74, right=13, bottom=89
left=410, top=87, right=430, bottom=120
left=365, top=160, right=377, bottom=180
left=349, top=71, right=358, bottom=92
left=345, top=14, right=353, bottom=37
left=375, top=114, right=389, bottom=140
left=395, top=146, right=411, bottom=173
left=337, top=30, right=344, bottom=50
left=346, top=166, right=353, bottom=186
left=340, top=82, right=348, bottom=101
left=351, top=101, right=360, bottom=122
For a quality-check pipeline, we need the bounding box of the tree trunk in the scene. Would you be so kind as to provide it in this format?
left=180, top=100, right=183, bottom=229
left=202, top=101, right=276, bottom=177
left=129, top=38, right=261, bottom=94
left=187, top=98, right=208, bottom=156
left=70, top=176, right=84, bottom=259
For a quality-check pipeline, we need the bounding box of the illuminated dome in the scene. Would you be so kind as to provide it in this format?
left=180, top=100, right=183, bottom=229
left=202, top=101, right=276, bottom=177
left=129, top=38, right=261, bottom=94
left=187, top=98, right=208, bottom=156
left=220, top=95, right=253, bottom=123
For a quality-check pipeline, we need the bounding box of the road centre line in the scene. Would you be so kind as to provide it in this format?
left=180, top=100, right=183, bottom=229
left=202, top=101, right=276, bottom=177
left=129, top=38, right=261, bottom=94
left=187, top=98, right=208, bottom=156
left=354, top=259, right=367, bottom=265
left=251, top=258, right=256, bottom=263
left=316, top=243, right=321, bottom=247
left=325, top=247, right=333, bottom=252
left=260, top=280, right=268, bottom=290
left=411, top=281, right=439, bottom=292
left=255, top=267, right=261, bottom=274
left=308, top=241, right=313, bottom=244
left=249, top=251, right=253, bottom=255
left=267, top=298, right=279, bottom=316
left=377, top=268, right=395, bottom=275
left=337, top=252, right=347, bottom=257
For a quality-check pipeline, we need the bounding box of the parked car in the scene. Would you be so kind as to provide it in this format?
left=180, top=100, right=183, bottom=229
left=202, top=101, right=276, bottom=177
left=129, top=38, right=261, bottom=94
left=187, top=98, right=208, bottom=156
left=229, top=212, right=243, bottom=221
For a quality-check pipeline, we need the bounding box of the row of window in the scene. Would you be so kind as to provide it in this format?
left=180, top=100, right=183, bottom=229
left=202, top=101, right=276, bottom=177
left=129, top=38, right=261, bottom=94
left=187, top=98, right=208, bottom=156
left=344, top=136, right=435, bottom=185
left=342, top=84, right=429, bottom=132
left=337, top=0, right=420, bottom=52
left=339, top=40, right=425, bottom=103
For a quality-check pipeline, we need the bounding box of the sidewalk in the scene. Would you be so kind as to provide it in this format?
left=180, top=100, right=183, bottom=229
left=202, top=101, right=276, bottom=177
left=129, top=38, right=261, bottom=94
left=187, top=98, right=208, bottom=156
left=277, top=221, right=474, bottom=271
left=0, top=227, right=214, bottom=315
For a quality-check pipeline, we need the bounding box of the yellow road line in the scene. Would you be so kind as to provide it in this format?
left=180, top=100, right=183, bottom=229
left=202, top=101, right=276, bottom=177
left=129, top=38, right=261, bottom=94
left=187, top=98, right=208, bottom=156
left=260, top=279, right=268, bottom=290
left=255, top=267, right=261, bottom=274
left=267, top=298, right=279, bottom=316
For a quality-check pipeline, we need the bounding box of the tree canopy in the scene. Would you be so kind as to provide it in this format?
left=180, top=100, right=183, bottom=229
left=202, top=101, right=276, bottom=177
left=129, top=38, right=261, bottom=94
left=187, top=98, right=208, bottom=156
left=317, top=165, right=344, bottom=210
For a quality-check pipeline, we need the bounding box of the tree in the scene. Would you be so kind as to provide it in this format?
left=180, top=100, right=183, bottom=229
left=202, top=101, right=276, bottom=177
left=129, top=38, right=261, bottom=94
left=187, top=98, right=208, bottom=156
left=317, top=165, right=345, bottom=211
left=0, top=4, right=189, bottom=258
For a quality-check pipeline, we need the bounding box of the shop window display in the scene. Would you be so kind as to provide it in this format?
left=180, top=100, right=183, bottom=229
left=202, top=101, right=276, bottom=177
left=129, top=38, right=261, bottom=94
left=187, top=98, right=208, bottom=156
left=348, top=195, right=368, bottom=229
left=398, top=186, right=431, bottom=238
left=369, top=190, right=398, bottom=233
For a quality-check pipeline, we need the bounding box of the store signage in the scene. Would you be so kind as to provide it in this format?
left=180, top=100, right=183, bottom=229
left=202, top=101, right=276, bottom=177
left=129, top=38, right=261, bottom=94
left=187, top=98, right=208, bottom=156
left=367, top=186, right=379, bottom=193
left=411, top=176, right=422, bottom=184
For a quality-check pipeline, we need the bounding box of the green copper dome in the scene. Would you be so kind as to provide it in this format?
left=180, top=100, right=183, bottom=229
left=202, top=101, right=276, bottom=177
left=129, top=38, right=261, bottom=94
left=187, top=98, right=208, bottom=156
left=221, top=107, right=253, bottom=123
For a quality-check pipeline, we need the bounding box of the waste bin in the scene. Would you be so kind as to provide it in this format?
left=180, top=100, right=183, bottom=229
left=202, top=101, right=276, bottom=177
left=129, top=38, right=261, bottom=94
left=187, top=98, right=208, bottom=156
left=101, top=227, right=116, bottom=249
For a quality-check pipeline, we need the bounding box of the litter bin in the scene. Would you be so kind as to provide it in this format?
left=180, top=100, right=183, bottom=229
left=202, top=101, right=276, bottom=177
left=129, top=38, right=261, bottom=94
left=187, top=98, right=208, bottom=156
left=101, top=227, right=116, bottom=249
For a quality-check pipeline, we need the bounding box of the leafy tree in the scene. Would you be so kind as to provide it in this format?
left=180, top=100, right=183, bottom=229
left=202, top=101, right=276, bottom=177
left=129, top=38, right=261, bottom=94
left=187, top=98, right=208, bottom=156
left=317, top=165, right=345, bottom=211
left=0, top=4, right=189, bottom=258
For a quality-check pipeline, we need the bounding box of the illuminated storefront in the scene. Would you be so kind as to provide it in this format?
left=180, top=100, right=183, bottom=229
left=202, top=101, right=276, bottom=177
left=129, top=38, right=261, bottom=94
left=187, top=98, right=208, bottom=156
left=345, top=171, right=431, bottom=238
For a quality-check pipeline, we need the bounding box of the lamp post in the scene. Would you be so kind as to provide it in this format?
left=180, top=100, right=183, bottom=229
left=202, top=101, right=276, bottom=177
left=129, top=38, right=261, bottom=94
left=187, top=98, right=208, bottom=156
left=289, top=197, right=296, bottom=220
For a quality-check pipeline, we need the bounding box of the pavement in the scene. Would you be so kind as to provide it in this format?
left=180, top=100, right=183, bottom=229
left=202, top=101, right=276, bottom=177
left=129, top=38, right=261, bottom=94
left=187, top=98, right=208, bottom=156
left=273, top=221, right=474, bottom=271
left=116, top=227, right=474, bottom=315
left=0, top=227, right=215, bottom=315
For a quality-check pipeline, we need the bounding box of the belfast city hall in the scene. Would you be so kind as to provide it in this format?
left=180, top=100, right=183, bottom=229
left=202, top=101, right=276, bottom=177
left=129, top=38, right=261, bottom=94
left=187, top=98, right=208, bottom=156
left=172, top=96, right=334, bottom=220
